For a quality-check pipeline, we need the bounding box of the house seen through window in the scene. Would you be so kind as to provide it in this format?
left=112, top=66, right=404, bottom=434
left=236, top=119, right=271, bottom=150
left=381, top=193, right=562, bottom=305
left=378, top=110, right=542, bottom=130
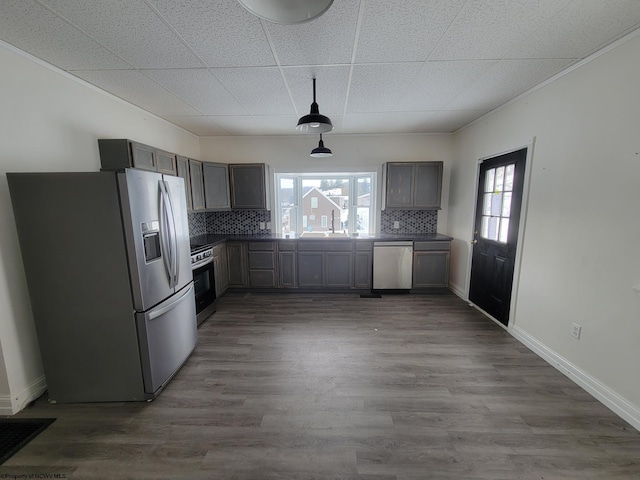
left=276, top=173, right=375, bottom=236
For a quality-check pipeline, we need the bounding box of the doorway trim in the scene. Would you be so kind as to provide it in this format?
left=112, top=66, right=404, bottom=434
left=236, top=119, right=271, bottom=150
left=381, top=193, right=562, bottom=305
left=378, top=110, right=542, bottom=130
left=466, top=137, right=536, bottom=330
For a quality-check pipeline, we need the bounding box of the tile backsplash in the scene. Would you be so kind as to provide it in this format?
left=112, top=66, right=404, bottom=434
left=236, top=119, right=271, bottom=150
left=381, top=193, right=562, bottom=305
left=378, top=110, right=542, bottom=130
left=188, top=210, right=272, bottom=236
left=380, top=209, right=438, bottom=234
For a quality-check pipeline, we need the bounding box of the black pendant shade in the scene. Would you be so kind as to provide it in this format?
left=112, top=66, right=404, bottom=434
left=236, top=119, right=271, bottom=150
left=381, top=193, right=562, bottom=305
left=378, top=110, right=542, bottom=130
left=310, top=134, right=332, bottom=158
left=297, top=78, right=333, bottom=133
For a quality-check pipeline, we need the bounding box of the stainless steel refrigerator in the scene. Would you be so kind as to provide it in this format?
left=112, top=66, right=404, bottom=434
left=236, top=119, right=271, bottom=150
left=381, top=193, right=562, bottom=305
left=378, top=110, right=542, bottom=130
left=8, top=168, right=197, bottom=403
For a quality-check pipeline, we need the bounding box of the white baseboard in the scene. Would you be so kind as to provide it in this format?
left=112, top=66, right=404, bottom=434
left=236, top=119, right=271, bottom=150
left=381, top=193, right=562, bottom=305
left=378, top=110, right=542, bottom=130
left=448, top=282, right=467, bottom=301
left=511, top=325, right=640, bottom=432
left=0, top=375, right=47, bottom=415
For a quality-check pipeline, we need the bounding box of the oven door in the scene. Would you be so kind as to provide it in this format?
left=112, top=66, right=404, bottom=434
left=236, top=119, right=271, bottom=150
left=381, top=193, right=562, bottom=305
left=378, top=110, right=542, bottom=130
left=192, top=259, right=216, bottom=324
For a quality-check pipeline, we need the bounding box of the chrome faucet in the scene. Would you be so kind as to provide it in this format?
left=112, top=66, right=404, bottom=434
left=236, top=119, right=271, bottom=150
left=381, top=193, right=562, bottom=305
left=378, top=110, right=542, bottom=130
left=331, top=209, right=335, bottom=233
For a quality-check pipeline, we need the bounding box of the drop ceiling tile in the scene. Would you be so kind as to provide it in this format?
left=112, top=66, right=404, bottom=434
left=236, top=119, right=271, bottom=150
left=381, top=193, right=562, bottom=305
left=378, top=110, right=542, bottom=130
left=430, top=0, right=568, bottom=60
left=42, top=0, right=203, bottom=68
left=421, top=110, right=489, bottom=132
left=266, top=0, right=360, bottom=66
left=212, top=67, right=295, bottom=115
left=149, top=0, right=275, bottom=67
left=162, top=115, right=229, bottom=136
left=252, top=115, right=305, bottom=135
left=72, top=70, right=199, bottom=116
left=0, top=0, right=129, bottom=70
left=506, top=0, right=640, bottom=60
left=206, top=115, right=262, bottom=136
left=282, top=66, right=351, bottom=116
left=394, top=60, right=498, bottom=111
left=445, top=59, right=573, bottom=111
left=342, top=112, right=437, bottom=135
left=356, top=0, right=465, bottom=63
left=347, top=63, right=423, bottom=113
left=144, top=69, right=247, bottom=116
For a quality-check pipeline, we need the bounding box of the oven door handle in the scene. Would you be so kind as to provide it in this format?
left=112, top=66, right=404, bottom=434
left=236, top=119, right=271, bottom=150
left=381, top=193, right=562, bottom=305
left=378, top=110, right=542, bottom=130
left=191, top=255, right=213, bottom=270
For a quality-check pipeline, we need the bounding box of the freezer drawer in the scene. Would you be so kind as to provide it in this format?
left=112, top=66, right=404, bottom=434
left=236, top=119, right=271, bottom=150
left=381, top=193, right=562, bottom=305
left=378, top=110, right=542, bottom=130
left=373, top=241, right=414, bottom=289
left=136, top=283, right=197, bottom=395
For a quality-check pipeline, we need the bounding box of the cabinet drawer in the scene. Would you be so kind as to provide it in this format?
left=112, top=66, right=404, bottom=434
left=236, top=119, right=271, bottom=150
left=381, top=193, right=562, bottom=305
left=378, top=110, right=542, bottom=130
left=297, top=241, right=352, bottom=252
left=278, top=240, right=296, bottom=251
left=248, top=241, right=275, bottom=251
left=355, top=241, right=373, bottom=251
left=413, top=241, right=450, bottom=251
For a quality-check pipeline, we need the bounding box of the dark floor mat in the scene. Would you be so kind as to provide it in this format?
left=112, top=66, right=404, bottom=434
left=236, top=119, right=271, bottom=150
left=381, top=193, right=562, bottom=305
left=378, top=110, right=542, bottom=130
left=0, top=418, right=55, bottom=464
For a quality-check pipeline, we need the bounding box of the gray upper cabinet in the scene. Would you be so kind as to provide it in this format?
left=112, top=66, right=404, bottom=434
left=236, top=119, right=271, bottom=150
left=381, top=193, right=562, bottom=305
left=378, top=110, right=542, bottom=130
left=384, top=161, right=443, bottom=209
left=175, top=156, right=192, bottom=211
left=229, top=164, right=268, bottom=209
left=203, top=162, right=230, bottom=210
left=98, top=139, right=177, bottom=176
left=189, top=159, right=205, bottom=211
left=155, top=149, right=177, bottom=175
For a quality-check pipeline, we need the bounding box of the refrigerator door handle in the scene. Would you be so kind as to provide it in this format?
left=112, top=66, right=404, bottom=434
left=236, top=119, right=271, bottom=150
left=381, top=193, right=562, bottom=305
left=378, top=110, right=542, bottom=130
left=163, top=180, right=179, bottom=288
left=148, top=283, right=193, bottom=320
left=158, top=181, right=173, bottom=285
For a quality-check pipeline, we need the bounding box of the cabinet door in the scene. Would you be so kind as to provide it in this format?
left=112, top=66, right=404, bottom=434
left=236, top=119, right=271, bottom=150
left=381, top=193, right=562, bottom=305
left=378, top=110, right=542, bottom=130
left=176, top=156, right=192, bottom=211
left=412, top=251, right=450, bottom=288
left=229, top=164, right=266, bottom=209
left=189, top=159, right=205, bottom=211
left=414, top=162, right=443, bottom=209
left=325, top=252, right=353, bottom=287
left=130, top=142, right=156, bottom=172
left=385, top=163, right=414, bottom=208
left=203, top=162, right=230, bottom=210
left=279, top=251, right=297, bottom=287
left=354, top=251, right=372, bottom=289
left=156, top=149, right=177, bottom=175
left=226, top=242, right=248, bottom=287
left=213, top=244, right=229, bottom=296
left=298, top=252, right=324, bottom=287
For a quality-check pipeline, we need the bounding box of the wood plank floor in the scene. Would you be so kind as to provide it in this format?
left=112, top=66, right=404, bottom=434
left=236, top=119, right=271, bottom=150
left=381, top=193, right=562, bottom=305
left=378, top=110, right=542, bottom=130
left=3, top=292, right=639, bottom=479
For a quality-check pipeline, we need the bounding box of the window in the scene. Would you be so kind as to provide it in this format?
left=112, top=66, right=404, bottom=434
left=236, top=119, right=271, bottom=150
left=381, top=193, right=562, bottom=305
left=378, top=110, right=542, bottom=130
left=275, top=173, right=376, bottom=235
left=480, top=164, right=515, bottom=243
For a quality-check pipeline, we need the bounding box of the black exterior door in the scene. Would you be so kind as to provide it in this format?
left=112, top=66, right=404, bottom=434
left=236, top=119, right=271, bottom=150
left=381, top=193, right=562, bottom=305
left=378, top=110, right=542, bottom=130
left=469, top=148, right=527, bottom=326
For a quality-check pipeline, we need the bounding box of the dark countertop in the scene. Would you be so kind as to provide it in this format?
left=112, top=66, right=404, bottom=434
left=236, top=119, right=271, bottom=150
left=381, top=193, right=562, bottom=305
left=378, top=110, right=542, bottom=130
left=190, top=233, right=452, bottom=249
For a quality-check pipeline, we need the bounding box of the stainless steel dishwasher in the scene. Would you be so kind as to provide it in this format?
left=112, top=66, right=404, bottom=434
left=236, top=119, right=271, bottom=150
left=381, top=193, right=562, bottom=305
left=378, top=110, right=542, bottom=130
left=373, top=241, right=414, bottom=290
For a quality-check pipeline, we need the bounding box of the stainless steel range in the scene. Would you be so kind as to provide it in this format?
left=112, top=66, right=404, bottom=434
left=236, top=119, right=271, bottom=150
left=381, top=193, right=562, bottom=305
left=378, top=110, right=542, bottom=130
left=190, top=244, right=216, bottom=325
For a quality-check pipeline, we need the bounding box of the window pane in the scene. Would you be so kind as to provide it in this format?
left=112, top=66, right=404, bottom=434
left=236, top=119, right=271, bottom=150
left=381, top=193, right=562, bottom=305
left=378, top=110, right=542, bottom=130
left=356, top=178, right=371, bottom=206
left=321, top=215, right=327, bottom=228
left=502, top=191, right=512, bottom=217
left=481, top=193, right=492, bottom=215
left=302, top=215, right=308, bottom=228
left=488, top=217, right=499, bottom=241
left=490, top=193, right=502, bottom=216
left=495, top=166, right=505, bottom=192
left=504, top=164, right=515, bottom=191
left=280, top=206, right=296, bottom=235
left=499, top=218, right=510, bottom=243
left=485, top=168, right=495, bottom=193
left=311, top=197, right=318, bottom=208
left=356, top=207, right=370, bottom=233
left=481, top=216, right=489, bottom=238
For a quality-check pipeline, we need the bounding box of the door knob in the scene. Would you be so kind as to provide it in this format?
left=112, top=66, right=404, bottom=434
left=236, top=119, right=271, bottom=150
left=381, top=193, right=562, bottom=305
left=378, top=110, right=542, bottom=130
left=470, top=239, right=478, bottom=245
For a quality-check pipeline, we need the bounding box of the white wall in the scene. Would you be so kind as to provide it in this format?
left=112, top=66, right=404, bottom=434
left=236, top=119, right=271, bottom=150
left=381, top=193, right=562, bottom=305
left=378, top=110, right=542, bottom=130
left=448, top=33, right=640, bottom=428
left=199, top=134, right=454, bottom=233
left=0, top=43, right=199, bottom=414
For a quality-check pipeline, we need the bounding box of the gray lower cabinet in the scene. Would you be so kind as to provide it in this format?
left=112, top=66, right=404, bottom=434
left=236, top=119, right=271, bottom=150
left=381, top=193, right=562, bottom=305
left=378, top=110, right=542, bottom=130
left=412, top=241, right=450, bottom=288
left=248, top=242, right=276, bottom=288
left=226, top=241, right=248, bottom=287
left=176, top=156, right=192, bottom=210
left=278, top=241, right=297, bottom=287
left=212, top=243, right=229, bottom=297
left=203, top=162, right=230, bottom=210
left=354, top=242, right=373, bottom=289
left=228, top=163, right=268, bottom=209
left=297, top=241, right=353, bottom=288
left=189, top=159, right=205, bottom=211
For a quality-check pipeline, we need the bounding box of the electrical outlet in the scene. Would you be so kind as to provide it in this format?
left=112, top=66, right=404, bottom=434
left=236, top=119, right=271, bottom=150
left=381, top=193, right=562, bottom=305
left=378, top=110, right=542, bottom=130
left=393, top=221, right=400, bottom=229
left=259, top=222, right=265, bottom=230
left=266, top=222, right=271, bottom=230
left=570, top=323, right=582, bottom=339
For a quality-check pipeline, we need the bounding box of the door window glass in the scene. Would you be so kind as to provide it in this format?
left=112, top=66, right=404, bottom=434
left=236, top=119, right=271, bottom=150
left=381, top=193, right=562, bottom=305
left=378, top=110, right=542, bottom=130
left=480, top=163, right=515, bottom=243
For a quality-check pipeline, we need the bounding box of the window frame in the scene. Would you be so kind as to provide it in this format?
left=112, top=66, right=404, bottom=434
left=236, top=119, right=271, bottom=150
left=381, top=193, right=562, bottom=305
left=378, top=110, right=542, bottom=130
left=275, top=172, right=377, bottom=236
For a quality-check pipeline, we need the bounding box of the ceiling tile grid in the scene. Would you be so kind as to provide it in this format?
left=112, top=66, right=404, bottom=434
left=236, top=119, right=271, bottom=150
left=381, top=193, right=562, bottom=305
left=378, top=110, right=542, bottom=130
left=1, top=0, right=639, bottom=136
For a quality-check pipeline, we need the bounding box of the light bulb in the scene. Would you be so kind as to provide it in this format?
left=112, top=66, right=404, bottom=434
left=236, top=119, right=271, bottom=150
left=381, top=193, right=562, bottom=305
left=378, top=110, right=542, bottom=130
left=310, top=122, right=321, bottom=128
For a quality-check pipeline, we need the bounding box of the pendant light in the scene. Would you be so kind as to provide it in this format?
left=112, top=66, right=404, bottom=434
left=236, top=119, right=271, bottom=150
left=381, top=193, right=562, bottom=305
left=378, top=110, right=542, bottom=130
left=297, top=78, right=333, bottom=133
left=237, top=0, right=334, bottom=25
left=310, top=134, right=333, bottom=158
